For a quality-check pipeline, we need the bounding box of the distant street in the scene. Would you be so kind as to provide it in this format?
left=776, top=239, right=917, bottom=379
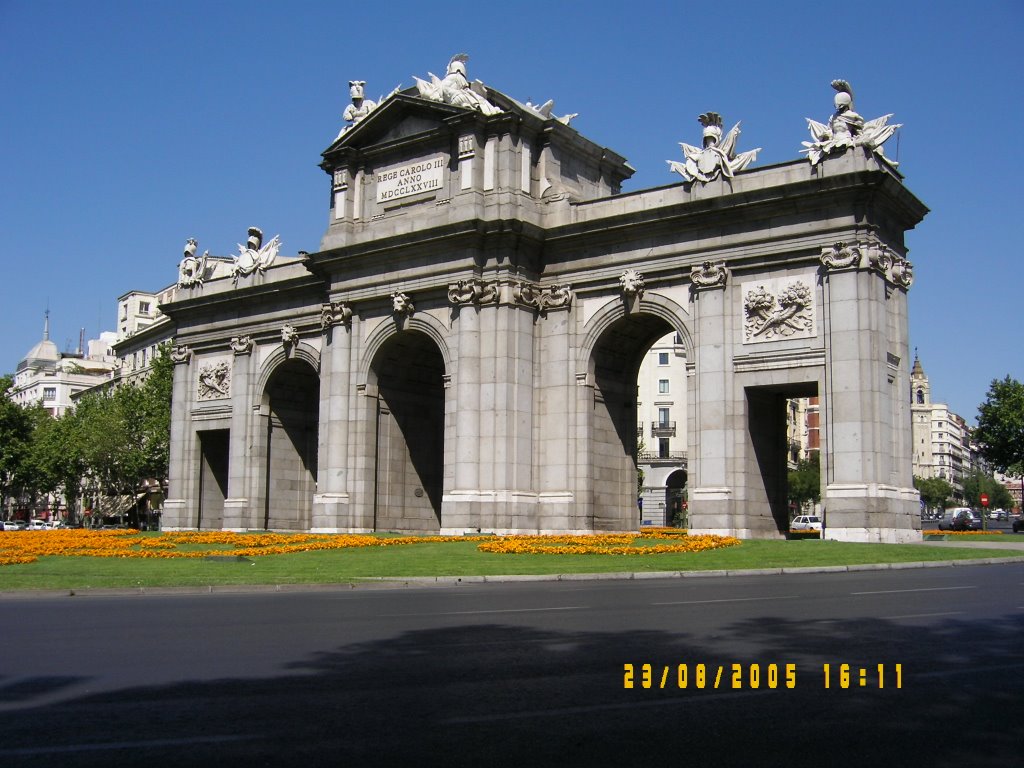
left=1, top=564, right=1022, bottom=767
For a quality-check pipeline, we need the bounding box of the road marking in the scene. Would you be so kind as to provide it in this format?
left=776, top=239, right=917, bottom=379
left=850, top=586, right=976, bottom=596
left=652, top=596, right=799, bottom=606
left=443, top=690, right=767, bottom=723
left=0, top=735, right=252, bottom=757
left=879, top=611, right=964, bottom=620
left=384, top=606, right=586, bottom=617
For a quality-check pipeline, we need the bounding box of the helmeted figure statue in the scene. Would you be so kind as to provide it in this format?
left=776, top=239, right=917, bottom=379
left=343, top=81, right=376, bottom=127
left=414, top=53, right=501, bottom=116
left=802, top=80, right=901, bottom=166
left=668, top=112, right=760, bottom=184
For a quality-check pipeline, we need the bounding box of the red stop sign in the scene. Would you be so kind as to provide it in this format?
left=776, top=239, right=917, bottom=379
left=980, top=493, right=989, bottom=507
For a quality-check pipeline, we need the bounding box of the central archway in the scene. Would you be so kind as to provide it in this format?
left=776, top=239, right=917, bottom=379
left=369, top=330, right=446, bottom=532
left=588, top=312, right=684, bottom=530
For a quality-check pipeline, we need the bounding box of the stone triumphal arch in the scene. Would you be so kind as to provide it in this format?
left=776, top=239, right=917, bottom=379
left=162, top=62, right=926, bottom=542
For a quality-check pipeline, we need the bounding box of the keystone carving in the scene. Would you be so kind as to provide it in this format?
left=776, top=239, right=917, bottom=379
left=281, top=324, right=299, bottom=346
left=619, top=269, right=645, bottom=299
left=512, top=281, right=541, bottom=309
left=392, top=292, right=414, bottom=316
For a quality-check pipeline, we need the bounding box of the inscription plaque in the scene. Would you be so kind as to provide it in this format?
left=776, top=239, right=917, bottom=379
left=376, top=157, right=445, bottom=203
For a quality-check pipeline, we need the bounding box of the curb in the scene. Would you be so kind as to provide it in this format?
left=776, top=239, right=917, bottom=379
left=1, top=555, right=1023, bottom=599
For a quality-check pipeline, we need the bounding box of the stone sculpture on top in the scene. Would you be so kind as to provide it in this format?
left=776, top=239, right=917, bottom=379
left=802, top=80, right=901, bottom=166
left=414, top=53, right=502, bottom=116
left=668, top=112, right=760, bottom=184
left=231, top=226, right=281, bottom=283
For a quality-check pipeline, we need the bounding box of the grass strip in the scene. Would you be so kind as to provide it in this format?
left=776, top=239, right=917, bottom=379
left=0, top=537, right=1020, bottom=591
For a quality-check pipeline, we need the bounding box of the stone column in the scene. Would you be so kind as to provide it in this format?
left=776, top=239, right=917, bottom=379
left=820, top=242, right=919, bottom=542
left=162, top=345, right=193, bottom=530
left=443, top=282, right=482, bottom=532
left=222, top=336, right=253, bottom=531
left=687, top=263, right=734, bottom=534
left=312, top=302, right=355, bottom=531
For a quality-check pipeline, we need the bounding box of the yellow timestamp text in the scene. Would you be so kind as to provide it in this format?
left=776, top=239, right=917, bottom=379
left=624, top=662, right=797, bottom=690
left=623, top=663, right=904, bottom=690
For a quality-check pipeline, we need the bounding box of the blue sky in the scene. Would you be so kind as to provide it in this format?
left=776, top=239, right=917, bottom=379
left=1, top=0, right=1021, bottom=423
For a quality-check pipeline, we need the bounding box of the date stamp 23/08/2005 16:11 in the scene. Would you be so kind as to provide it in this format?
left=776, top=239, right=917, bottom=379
left=623, top=663, right=903, bottom=690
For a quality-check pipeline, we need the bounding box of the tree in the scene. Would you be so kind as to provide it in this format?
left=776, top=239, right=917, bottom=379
left=914, top=475, right=954, bottom=512
left=787, top=453, right=820, bottom=515
left=975, top=376, right=1024, bottom=474
left=0, top=375, right=35, bottom=515
left=962, top=469, right=1014, bottom=511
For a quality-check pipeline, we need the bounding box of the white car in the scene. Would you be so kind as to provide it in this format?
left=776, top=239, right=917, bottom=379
left=791, top=515, right=822, bottom=531
left=25, top=519, right=49, bottom=530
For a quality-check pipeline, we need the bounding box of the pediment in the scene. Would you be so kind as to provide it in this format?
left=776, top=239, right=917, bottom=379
left=323, top=93, right=472, bottom=157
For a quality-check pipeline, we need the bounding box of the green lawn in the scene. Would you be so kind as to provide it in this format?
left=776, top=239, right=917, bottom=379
left=1, top=538, right=1020, bottom=592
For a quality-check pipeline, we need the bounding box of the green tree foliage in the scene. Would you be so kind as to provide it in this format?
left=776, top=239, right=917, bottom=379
left=787, top=453, right=820, bottom=515
left=0, top=375, right=35, bottom=511
left=962, top=469, right=1014, bottom=511
left=913, top=475, right=954, bottom=511
left=975, top=376, right=1024, bottom=474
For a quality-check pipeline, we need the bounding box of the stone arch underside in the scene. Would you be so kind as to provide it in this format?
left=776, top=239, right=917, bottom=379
left=262, top=358, right=320, bottom=530
left=588, top=312, right=680, bottom=530
left=369, top=329, right=445, bottom=532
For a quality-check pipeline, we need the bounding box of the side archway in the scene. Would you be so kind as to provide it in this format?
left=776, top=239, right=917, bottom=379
left=257, top=356, right=320, bottom=530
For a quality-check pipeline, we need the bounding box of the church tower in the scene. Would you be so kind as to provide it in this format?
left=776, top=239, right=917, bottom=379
left=910, top=353, right=934, bottom=479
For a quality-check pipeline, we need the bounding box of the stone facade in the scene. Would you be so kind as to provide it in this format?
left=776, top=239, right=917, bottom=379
left=161, top=67, right=927, bottom=542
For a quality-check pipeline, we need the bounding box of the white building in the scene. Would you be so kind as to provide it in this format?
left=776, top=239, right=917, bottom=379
left=910, top=355, right=967, bottom=499
left=636, top=331, right=688, bottom=526
left=8, top=313, right=119, bottom=417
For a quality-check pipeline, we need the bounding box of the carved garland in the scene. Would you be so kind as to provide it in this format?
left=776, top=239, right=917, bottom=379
left=197, top=360, right=231, bottom=400
left=743, top=281, right=814, bottom=341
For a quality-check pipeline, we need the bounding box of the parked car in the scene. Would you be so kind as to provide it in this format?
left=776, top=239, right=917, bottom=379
left=791, top=515, right=822, bottom=531
left=987, top=509, right=1007, bottom=521
left=0, top=520, right=26, bottom=531
left=1013, top=516, right=1024, bottom=534
left=938, top=508, right=977, bottom=531
left=25, top=519, right=49, bottom=530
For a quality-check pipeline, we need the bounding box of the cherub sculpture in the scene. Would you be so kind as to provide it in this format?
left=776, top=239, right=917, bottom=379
left=668, top=112, right=760, bottom=184
left=414, top=53, right=501, bottom=116
left=802, top=80, right=901, bottom=166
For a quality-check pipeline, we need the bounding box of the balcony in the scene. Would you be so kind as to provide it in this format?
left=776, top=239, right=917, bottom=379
left=651, top=421, right=676, bottom=437
left=639, top=451, right=687, bottom=466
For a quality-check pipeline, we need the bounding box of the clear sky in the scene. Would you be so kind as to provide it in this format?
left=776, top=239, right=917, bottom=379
left=1, top=0, right=1021, bottom=423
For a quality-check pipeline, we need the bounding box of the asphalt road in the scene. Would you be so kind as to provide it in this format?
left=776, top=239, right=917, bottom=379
left=1, top=564, right=1022, bottom=767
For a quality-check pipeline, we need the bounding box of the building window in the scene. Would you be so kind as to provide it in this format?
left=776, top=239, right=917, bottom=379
left=139, top=301, right=151, bottom=315
left=43, top=387, right=56, bottom=400
left=658, top=379, right=670, bottom=394
left=658, top=408, right=670, bottom=427
left=658, top=438, right=671, bottom=458
left=658, top=352, right=669, bottom=366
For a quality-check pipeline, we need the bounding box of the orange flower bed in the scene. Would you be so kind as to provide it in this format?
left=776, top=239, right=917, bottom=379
left=0, top=528, right=738, bottom=566
left=921, top=529, right=1003, bottom=536
left=477, top=531, right=739, bottom=555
